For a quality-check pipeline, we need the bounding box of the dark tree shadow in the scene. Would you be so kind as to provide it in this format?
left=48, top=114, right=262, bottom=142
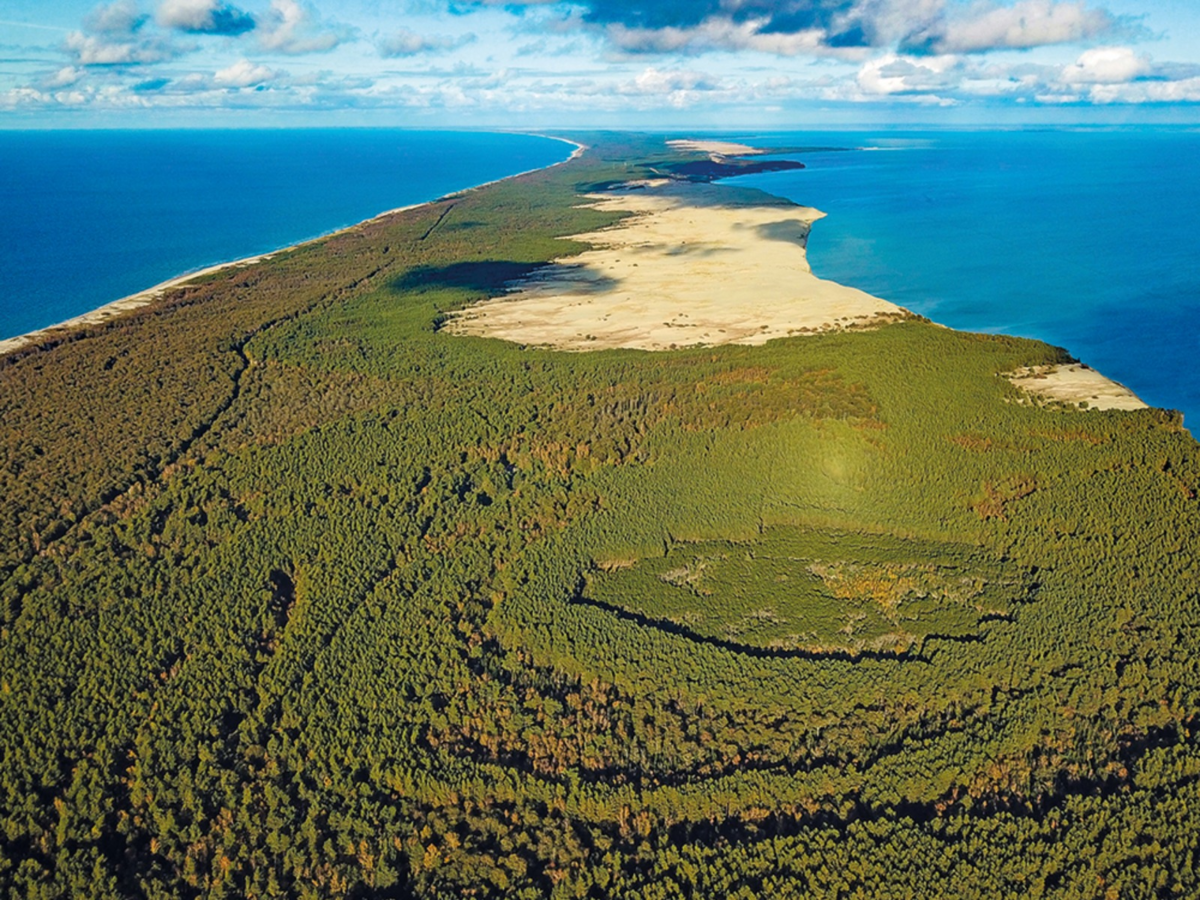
left=391, top=260, right=546, bottom=294
left=394, top=259, right=623, bottom=298
left=518, top=262, right=622, bottom=294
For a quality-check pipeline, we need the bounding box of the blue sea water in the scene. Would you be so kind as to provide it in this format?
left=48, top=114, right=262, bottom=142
left=728, top=130, right=1200, bottom=426
left=0, top=129, right=570, bottom=341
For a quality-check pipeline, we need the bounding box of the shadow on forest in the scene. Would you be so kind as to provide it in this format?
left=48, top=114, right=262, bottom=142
left=570, top=589, right=949, bottom=664
left=391, top=260, right=547, bottom=295
left=393, top=259, right=622, bottom=298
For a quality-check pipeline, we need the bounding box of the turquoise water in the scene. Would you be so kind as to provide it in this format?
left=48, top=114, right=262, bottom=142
left=0, top=129, right=569, bottom=340
left=728, top=130, right=1200, bottom=425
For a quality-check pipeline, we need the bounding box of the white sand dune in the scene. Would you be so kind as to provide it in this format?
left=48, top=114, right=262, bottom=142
left=446, top=182, right=910, bottom=351
left=666, top=139, right=763, bottom=157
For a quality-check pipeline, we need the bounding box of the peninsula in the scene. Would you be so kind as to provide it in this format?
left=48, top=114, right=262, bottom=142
left=0, top=134, right=1192, bottom=900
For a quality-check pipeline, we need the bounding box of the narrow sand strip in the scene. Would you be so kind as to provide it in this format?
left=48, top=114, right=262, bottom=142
left=666, top=139, right=763, bottom=157
left=446, top=181, right=910, bottom=351
left=1006, top=364, right=1147, bottom=411
left=0, top=135, right=586, bottom=359
left=0, top=255, right=276, bottom=357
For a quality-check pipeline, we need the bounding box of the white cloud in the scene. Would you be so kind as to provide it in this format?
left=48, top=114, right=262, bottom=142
left=1088, top=78, right=1200, bottom=104
left=604, top=19, right=837, bottom=58
left=39, top=67, right=87, bottom=89
left=1061, top=46, right=1149, bottom=84
left=862, top=0, right=948, bottom=46
left=64, top=30, right=177, bottom=65
left=258, top=0, right=350, bottom=54
left=927, top=0, right=1115, bottom=54
left=377, top=28, right=475, bottom=58
left=66, top=0, right=180, bottom=66
left=857, top=52, right=962, bottom=95
left=157, top=0, right=255, bottom=36
left=85, top=0, right=146, bottom=35
left=626, top=67, right=713, bottom=94
left=214, top=58, right=277, bottom=86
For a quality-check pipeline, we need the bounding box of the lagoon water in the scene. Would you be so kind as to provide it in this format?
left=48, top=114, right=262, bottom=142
left=729, top=130, right=1200, bottom=426
left=0, top=129, right=569, bottom=341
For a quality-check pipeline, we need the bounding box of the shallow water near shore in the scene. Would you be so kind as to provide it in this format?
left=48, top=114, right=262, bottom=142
left=727, top=129, right=1200, bottom=427
left=0, top=129, right=569, bottom=341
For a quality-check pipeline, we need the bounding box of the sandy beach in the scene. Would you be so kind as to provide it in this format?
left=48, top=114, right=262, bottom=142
left=0, top=134, right=586, bottom=359
left=447, top=179, right=911, bottom=351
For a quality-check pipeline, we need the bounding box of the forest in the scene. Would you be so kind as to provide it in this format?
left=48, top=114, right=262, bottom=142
left=2, top=132, right=1199, bottom=898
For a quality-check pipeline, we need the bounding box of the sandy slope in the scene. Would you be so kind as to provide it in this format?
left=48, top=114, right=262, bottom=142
left=1006, top=364, right=1147, bottom=411
left=446, top=182, right=911, bottom=351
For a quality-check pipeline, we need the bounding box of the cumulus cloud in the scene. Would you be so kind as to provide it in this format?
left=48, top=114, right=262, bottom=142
left=1089, top=78, right=1200, bottom=104
left=580, top=0, right=924, bottom=54
left=907, top=0, right=1116, bottom=54
left=85, top=0, right=148, bottom=35
left=65, top=1, right=179, bottom=66
left=856, top=52, right=962, bottom=94
left=214, top=58, right=277, bottom=86
left=603, top=19, right=834, bottom=57
left=454, top=0, right=1121, bottom=57
left=1061, top=46, right=1148, bottom=84
left=843, top=41, right=1196, bottom=105
left=157, top=0, right=256, bottom=36
left=623, top=67, right=714, bottom=94
left=377, top=28, right=475, bottom=57
left=39, top=66, right=87, bottom=89
left=258, top=0, right=351, bottom=54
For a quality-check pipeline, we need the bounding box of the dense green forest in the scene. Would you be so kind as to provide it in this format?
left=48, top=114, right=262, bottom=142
left=2, top=133, right=1199, bottom=898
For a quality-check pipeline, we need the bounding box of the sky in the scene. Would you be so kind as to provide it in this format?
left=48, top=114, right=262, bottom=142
left=2, top=0, right=1200, bottom=127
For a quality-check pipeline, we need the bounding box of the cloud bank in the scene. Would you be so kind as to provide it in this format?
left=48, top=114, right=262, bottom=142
left=157, top=0, right=256, bottom=36
left=5, top=0, right=1199, bottom=121
left=486, top=0, right=1123, bottom=57
left=378, top=28, right=476, bottom=58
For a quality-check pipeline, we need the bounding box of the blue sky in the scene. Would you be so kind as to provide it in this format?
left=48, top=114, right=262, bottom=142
left=2, top=0, right=1199, bottom=126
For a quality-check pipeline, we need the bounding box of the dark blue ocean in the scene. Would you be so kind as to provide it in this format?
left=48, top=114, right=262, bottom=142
left=729, top=130, right=1200, bottom=426
left=0, top=129, right=570, bottom=341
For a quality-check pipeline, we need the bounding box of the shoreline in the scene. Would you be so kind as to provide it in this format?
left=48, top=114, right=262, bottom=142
left=0, top=131, right=1153, bottom=419
left=0, top=133, right=585, bottom=359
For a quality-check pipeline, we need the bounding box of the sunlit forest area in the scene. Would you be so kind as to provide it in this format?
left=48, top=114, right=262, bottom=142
left=2, top=134, right=1199, bottom=898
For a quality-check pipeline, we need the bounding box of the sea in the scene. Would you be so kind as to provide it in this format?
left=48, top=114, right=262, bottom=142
left=1, top=128, right=1197, bottom=425
left=0, top=129, right=570, bottom=341
left=727, top=129, right=1200, bottom=426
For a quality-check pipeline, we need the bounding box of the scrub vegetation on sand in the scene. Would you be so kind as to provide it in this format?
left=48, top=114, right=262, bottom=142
left=1, top=133, right=1198, bottom=899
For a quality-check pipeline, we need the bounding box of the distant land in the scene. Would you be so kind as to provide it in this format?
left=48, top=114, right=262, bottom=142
left=2, top=133, right=1198, bottom=898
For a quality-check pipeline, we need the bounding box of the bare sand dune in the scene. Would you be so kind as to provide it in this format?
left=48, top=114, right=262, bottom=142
left=1006, top=364, right=1147, bottom=411
left=446, top=183, right=910, bottom=352
left=666, top=139, right=764, bottom=157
